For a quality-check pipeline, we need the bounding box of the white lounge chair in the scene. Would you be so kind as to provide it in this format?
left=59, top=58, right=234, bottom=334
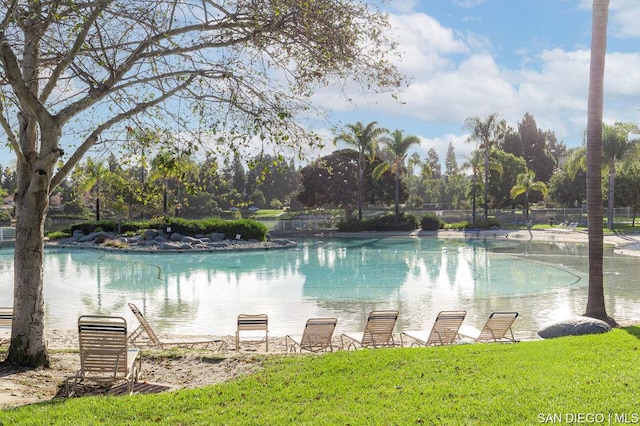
left=341, top=310, right=398, bottom=350
left=285, top=318, right=338, bottom=353
left=0, top=306, right=11, bottom=346
left=235, top=314, right=269, bottom=352
left=66, top=315, right=142, bottom=396
left=459, top=311, right=519, bottom=343
left=400, top=310, right=467, bottom=347
left=128, top=303, right=225, bottom=350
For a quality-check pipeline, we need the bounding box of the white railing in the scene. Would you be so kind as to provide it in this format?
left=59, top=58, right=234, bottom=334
left=0, top=227, right=16, bottom=241
left=270, top=207, right=639, bottom=232
left=273, top=219, right=339, bottom=232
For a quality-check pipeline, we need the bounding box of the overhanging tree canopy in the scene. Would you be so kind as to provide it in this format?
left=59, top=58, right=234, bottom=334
left=0, top=0, right=403, bottom=366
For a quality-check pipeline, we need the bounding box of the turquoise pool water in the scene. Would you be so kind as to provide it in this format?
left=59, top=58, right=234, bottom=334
left=1, top=237, right=638, bottom=339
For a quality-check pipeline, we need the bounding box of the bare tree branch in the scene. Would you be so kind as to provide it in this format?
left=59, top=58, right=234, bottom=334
left=51, top=74, right=197, bottom=189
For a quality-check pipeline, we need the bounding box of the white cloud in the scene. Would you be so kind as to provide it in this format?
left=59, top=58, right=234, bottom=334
left=415, top=133, right=473, bottom=168
left=578, top=0, right=640, bottom=38
left=389, top=13, right=469, bottom=75
left=388, top=0, right=420, bottom=14
left=308, top=3, right=640, bottom=156
left=452, top=0, right=485, bottom=9
left=608, top=0, right=640, bottom=38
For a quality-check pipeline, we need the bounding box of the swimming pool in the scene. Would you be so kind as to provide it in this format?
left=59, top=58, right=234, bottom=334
left=1, top=237, right=638, bottom=339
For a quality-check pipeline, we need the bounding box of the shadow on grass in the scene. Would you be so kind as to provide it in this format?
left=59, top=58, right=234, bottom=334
left=621, top=325, right=640, bottom=340
left=54, top=381, right=172, bottom=399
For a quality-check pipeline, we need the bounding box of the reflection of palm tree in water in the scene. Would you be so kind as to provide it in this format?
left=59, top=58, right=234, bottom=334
left=297, top=243, right=411, bottom=301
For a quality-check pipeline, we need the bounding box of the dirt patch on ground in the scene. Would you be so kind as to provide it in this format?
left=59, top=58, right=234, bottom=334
left=0, top=332, right=296, bottom=409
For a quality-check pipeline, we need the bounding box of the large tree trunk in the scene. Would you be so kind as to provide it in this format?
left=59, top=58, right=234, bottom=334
left=584, top=0, right=615, bottom=325
left=4, top=109, right=62, bottom=367
left=6, top=164, right=51, bottom=367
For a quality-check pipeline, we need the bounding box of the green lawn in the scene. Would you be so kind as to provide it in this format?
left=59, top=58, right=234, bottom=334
left=2, top=328, right=640, bottom=425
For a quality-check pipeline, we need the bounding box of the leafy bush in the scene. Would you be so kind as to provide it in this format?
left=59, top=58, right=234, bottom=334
left=70, top=218, right=269, bottom=241
left=469, top=218, right=501, bottom=230
left=443, top=221, right=471, bottom=231
left=420, top=213, right=444, bottom=231
left=45, top=231, right=71, bottom=240
left=337, top=213, right=418, bottom=232
left=103, top=239, right=128, bottom=248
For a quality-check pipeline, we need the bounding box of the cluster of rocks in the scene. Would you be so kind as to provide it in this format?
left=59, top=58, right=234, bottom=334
left=52, top=229, right=296, bottom=252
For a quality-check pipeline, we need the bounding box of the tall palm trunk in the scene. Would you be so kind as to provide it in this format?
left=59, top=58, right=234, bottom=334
left=483, top=150, right=489, bottom=221
left=607, top=162, right=615, bottom=230
left=585, top=0, right=615, bottom=324
left=394, top=172, right=400, bottom=220
left=357, top=154, right=364, bottom=221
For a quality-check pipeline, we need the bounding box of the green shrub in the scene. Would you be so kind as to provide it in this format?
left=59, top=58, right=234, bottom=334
left=420, top=213, right=444, bottom=231
left=45, top=231, right=71, bottom=240
left=337, top=213, right=418, bottom=232
left=70, top=218, right=269, bottom=241
left=443, top=221, right=471, bottom=230
left=469, top=218, right=501, bottom=230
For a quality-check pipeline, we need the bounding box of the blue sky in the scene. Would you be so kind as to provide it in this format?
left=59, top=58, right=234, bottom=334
left=1, top=0, right=639, bottom=168
left=318, top=0, right=640, bottom=164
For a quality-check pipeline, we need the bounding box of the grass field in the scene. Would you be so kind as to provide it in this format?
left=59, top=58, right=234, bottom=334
left=2, top=327, right=640, bottom=425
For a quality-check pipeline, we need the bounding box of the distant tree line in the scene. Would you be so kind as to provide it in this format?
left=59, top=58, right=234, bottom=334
left=0, top=113, right=638, bottom=226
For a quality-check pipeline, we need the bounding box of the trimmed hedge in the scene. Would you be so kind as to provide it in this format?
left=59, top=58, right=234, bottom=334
left=337, top=213, right=418, bottom=232
left=420, top=213, right=444, bottom=231
left=468, top=218, right=501, bottom=230
left=70, top=218, right=269, bottom=241
left=443, top=221, right=471, bottom=231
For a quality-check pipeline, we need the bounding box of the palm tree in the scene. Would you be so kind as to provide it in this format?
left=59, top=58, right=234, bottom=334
left=376, top=129, right=421, bottom=221
left=602, top=122, right=640, bottom=229
left=510, top=170, right=547, bottom=221
left=407, top=152, right=422, bottom=177
left=463, top=113, right=504, bottom=221
left=73, top=159, right=107, bottom=221
left=585, top=0, right=614, bottom=324
left=462, top=150, right=503, bottom=227
left=559, top=125, right=639, bottom=230
left=461, top=151, right=482, bottom=227
left=335, top=121, right=388, bottom=220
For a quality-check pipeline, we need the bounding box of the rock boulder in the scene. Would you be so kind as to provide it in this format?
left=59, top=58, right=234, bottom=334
left=537, top=316, right=612, bottom=339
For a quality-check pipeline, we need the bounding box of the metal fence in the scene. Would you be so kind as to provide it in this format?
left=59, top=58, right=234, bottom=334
left=0, top=227, right=15, bottom=241
left=272, top=218, right=341, bottom=232
left=434, top=208, right=589, bottom=227
left=269, top=207, right=637, bottom=232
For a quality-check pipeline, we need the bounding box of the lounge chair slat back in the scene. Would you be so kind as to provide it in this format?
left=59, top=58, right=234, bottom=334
left=79, top=317, right=130, bottom=375
left=127, top=303, right=225, bottom=350
left=236, top=314, right=269, bottom=352
left=0, top=306, right=12, bottom=345
left=361, top=310, right=398, bottom=347
left=427, top=310, right=467, bottom=345
left=300, top=318, right=337, bottom=352
left=237, top=314, right=269, bottom=331
left=0, top=306, right=11, bottom=327
left=67, top=315, right=141, bottom=396
left=128, top=303, right=161, bottom=346
left=476, top=311, right=519, bottom=343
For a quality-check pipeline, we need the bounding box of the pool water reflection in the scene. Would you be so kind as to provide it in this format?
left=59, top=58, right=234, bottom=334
left=0, top=237, right=638, bottom=339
